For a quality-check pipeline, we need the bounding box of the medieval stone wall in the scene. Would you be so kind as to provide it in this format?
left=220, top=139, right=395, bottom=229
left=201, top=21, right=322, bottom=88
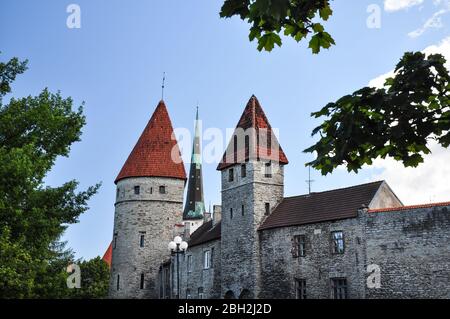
left=178, top=239, right=222, bottom=299
left=364, top=205, right=450, bottom=299
left=109, top=176, right=185, bottom=298
left=259, top=215, right=367, bottom=299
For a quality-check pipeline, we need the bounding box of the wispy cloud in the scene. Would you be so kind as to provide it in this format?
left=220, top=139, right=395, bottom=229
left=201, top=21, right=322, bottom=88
left=408, top=9, right=448, bottom=38
left=366, top=37, right=450, bottom=205
left=384, top=0, right=424, bottom=12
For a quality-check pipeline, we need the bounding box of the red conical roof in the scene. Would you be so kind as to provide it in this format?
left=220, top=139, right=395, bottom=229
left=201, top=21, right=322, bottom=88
left=217, top=95, right=288, bottom=170
left=115, top=100, right=186, bottom=183
left=102, top=242, right=112, bottom=269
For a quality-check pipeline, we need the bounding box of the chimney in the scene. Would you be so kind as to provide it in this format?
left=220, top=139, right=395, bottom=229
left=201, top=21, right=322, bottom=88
left=212, top=205, right=222, bottom=226
left=203, top=212, right=212, bottom=223
left=183, top=222, right=191, bottom=241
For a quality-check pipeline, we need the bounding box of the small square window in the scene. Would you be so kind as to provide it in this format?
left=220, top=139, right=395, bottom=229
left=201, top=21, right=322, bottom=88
left=229, top=168, right=234, bottom=182
left=159, top=186, right=166, bottom=194
left=134, top=186, right=140, bottom=195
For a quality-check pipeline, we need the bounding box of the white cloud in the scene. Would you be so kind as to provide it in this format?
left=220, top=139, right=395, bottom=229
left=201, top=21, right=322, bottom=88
left=366, top=37, right=450, bottom=205
left=408, top=9, right=448, bottom=38
left=384, top=0, right=424, bottom=12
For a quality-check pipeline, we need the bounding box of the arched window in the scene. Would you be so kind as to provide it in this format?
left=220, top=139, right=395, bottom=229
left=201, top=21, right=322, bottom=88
left=239, top=289, right=251, bottom=299
left=224, top=290, right=235, bottom=299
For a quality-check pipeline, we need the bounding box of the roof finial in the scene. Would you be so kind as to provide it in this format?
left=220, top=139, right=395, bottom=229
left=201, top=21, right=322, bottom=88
left=306, top=166, right=315, bottom=194
left=161, top=72, right=166, bottom=100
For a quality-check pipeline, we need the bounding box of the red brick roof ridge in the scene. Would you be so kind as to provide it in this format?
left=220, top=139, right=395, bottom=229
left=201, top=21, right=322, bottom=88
left=368, top=201, right=450, bottom=213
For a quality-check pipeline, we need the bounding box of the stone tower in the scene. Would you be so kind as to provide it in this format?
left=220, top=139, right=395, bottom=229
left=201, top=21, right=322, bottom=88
left=109, top=100, right=186, bottom=298
left=217, top=95, right=288, bottom=299
left=183, top=107, right=205, bottom=234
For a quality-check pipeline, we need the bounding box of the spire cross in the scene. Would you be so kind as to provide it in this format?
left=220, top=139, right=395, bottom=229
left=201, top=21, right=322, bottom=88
left=161, top=72, right=166, bottom=100
left=306, top=166, right=315, bottom=194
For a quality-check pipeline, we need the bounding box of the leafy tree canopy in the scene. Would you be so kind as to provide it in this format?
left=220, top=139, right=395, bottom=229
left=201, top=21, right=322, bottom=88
left=304, top=52, right=450, bottom=175
left=69, top=257, right=110, bottom=299
left=0, top=54, right=100, bottom=298
left=220, top=0, right=335, bottom=53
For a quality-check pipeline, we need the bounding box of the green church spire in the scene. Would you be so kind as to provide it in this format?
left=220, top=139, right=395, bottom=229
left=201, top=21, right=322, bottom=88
left=183, top=106, right=205, bottom=220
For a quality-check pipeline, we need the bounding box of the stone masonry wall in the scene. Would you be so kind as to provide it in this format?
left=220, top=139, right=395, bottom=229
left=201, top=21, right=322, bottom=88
left=178, top=239, right=222, bottom=299
left=364, top=205, right=450, bottom=299
left=109, top=176, right=185, bottom=298
left=259, top=215, right=367, bottom=299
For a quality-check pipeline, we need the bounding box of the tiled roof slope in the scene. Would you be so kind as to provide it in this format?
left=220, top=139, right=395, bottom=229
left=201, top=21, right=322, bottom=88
left=259, top=181, right=384, bottom=231
left=102, top=242, right=112, bottom=268
left=217, top=95, right=288, bottom=170
left=188, top=220, right=221, bottom=248
left=115, top=100, right=186, bottom=183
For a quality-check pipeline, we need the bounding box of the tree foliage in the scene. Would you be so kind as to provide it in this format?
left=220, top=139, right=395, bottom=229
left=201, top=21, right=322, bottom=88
left=69, top=257, right=110, bottom=299
left=305, top=52, right=450, bottom=175
left=220, top=0, right=335, bottom=53
left=0, top=54, right=100, bottom=298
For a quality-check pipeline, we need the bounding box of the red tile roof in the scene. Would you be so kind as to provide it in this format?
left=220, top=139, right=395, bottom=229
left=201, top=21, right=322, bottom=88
left=115, top=100, right=186, bottom=183
left=102, top=242, right=112, bottom=269
left=368, top=201, right=450, bottom=213
left=217, top=95, right=288, bottom=170
left=259, top=181, right=384, bottom=231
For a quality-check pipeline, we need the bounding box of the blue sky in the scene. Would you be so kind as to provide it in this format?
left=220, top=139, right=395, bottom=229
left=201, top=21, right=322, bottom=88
left=1, top=0, right=449, bottom=259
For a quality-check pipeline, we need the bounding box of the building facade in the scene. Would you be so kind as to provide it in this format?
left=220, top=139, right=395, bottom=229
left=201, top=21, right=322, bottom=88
left=108, top=96, right=450, bottom=299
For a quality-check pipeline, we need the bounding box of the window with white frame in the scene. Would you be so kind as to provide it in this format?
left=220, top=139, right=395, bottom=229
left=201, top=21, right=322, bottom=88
left=203, top=250, right=211, bottom=269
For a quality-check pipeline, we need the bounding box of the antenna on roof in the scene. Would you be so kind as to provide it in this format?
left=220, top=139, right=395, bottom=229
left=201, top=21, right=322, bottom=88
left=306, top=166, right=315, bottom=194
left=161, top=72, right=166, bottom=100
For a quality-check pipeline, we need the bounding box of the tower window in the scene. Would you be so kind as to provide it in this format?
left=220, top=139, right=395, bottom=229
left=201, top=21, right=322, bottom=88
left=230, top=208, right=233, bottom=220
left=113, top=233, right=118, bottom=249
left=150, top=187, right=153, bottom=194
left=134, top=186, right=140, bottom=195
left=186, top=289, right=191, bottom=299
left=264, top=162, right=272, bottom=178
left=242, top=204, right=245, bottom=216
left=229, top=168, right=234, bottom=182
left=241, top=164, right=246, bottom=178
left=116, top=188, right=120, bottom=198
left=140, top=273, right=145, bottom=289
left=116, top=274, right=120, bottom=291
left=295, top=279, right=307, bottom=299
left=265, top=203, right=270, bottom=216
left=139, top=232, right=145, bottom=247
left=159, top=186, right=166, bottom=194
